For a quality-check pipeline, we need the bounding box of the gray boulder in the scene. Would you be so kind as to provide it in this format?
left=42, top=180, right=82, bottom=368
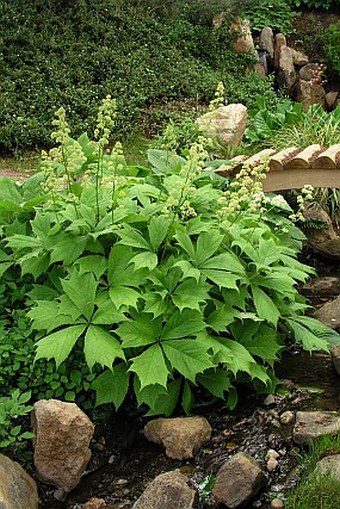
left=293, top=411, right=340, bottom=445
left=259, top=27, right=274, bottom=60
left=331, top=345, right=340, bottom=375
left=315, top=454, right=340, bottom=481
left=278, top=46, right=297, bottom=93
left=212, top=452, right=267, bottom=508
left=314, top=296, right=340, bottom=330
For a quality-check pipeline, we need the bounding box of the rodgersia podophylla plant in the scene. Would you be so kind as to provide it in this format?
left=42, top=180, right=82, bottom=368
left=3, top=100, right=339, bottom=418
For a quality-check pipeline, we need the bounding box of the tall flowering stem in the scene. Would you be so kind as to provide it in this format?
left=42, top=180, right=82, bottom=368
left=94, top=95, right=117, bottom=222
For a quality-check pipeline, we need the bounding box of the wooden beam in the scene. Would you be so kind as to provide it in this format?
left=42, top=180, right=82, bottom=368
left=263, top=168, right=340, bottom=192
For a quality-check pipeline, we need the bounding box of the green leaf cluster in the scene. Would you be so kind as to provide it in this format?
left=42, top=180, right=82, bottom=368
left=1, top=107, right=339, bottom=417
left=0, top=390, right=34, bottom=449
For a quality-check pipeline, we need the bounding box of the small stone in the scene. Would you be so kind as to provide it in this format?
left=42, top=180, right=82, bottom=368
left=266, top=457, right=279, bottom=472
left=325, top=91, right=339, bottom=109
left=265, top=449, right=280, bottom=461
left=132, top=470, right=196, bottom=509
left=271, top=499, right=284, bottom=509
left=115, top=479, right=129, bottom=487
left=280, top=411, right=295, bottom=425
left=83, top=499, right=107, bottom=509
left=144, top=416, right=212, bottom=460
left=263, top=395, right=276, bottom=406
left=94, top=443, right=105, bottom=452
left=213, top=452, right=267, bottom=508
left=314, top=296, right=340, bottom=330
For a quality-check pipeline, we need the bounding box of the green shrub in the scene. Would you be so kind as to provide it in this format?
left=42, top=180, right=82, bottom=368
left=0, top=0, right=278, bottom=153
left=0, top=390, right=34, bottom=449
left=325, top=22, right=340, bottom=76
left=289, top=0, right=340, bottom=9
left=239, top=0, right=296, bottom=34
left=2, top=99, right=339, bottom=417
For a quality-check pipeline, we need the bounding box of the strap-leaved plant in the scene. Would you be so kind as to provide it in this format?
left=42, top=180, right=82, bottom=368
left=2, top=98, right=340, bottom=416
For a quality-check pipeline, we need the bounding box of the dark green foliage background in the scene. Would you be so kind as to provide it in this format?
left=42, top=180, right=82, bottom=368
left=0, top=0, right=276, bottom=152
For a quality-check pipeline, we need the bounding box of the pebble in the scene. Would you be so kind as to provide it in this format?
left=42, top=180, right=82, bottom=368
left=263, top=394, right=276, bottom=406
left=280, top=411, right=295, bottom=425
left=267, top=457, right=279, bottom=472
left=265, top=449, right=280, bottom=461
left=271, top=498, right=284, bottom=508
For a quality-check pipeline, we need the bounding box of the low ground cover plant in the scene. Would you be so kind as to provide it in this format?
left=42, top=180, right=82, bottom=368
left=1, top=98, right=339, bottom=418
left=0, top=0, right=276, bottom=153
left=286, top=434, right=340, bottom=509
left=324, top=21, right=340, bottom=77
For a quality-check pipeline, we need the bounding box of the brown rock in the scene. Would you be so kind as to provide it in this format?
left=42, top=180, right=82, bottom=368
left=230, top=18, right=255, bottom=54
left=274, top=33, right=287, bottom=69
left=293, top=411, right=340, bottom=445
left=326, top=91, right=339, bottom=110
left=301, top=276, right=340, bottom=296
left=271, top=499, right=284, bottom=509
left=290, top=48, right=309, bottom=67
left=196, top=104, right=247, bottom=149
left=296, top=79, right=326, bottom=111
left=314, top=296, right=340, bottom=330
left=0, top=453, right=38, bottom=509
left=32, top=399, right=94, bottom=493
left=303, top=204, right=340, bottom=259
left=212, top=452, right=267, bottom=508
left=331, top=345, right=340, bottom=375
left=315, top=454, right=340, bottom=481
left=132, top=470, right=196, bottom=509
left=280, top=411, right=295, bottom=425
left=254, top=62, right=266, bottom=76
left=144, top=417, right=211, bottom=460
left=299, top=63, right=323, bottom=81
left=278, top=46, right=297, bottom=93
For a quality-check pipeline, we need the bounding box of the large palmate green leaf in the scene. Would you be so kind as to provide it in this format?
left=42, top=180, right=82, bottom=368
left=197, top=368, right=232, bottom=399
left=161, top=309, right=205, bottom=340
left=49, top=234, right=88, bottom=265
left=129, top=344, right=169, bottom=389
left=148, top=215, right=171, bottom=251
left=195, top=230, right=224, bottom=265
left=162, top=339, right=213, bottom=382
left=286, top=319, right=330, bottom=352
left=84, top=325, right=125, bottom=371
left=61, top=270, right=97, bottom=321
left=92, top=364, right=129, bottom=409
left=117, top=315, right=162, bottom=348
left=145, top=380, right=182, bottom=417
left=172, top=279, right=209, bottom=311
left=251, top=285, right=280, bottom=327
left=35, top=325, right=86, bottom=368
